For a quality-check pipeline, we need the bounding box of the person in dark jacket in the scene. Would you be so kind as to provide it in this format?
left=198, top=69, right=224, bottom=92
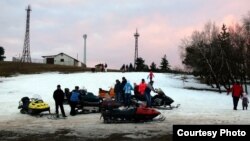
left=53, top=85, right=67, bottom=118
left=114, top=79, right=122, bottom=103
left=145, top=81, right=156, bottom=108
left=64, top=88, right=71, bottom=104
left=120, top=77, right=127, bottom=104
left=70, top=86, right=80, bottom=116
left=242, top=92, right=249, bottom=110
left=227, top=81, right=243, bottom=110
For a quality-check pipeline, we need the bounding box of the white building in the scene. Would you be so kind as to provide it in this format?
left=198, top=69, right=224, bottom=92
left=42, top=52, right=84, bottom=67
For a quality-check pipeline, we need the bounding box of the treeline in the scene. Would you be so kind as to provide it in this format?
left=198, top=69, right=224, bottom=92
left=120, top=54, right=171, bottom=72
left=0, top=46, right=6, bottom=61
left=181, top=12, right=250, bottom=93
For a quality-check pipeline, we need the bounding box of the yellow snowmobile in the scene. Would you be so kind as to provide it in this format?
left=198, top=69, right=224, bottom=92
left=18, top=95, right=50, bottom=115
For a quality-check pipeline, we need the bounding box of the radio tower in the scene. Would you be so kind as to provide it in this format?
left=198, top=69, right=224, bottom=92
left=134, top=29, right=139, bottom=69
left=21, top=5, right=32, bottom=63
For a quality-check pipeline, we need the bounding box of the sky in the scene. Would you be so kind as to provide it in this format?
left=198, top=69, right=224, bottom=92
left=0, top=72, right=249, bottom=139
left=0, top=0, right=250, bottom=69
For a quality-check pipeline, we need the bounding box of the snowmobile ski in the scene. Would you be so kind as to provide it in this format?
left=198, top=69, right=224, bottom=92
left=155, top=104, right=181, bottom=110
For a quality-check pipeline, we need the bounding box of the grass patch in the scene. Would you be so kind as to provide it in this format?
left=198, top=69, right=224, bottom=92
left=0, top=61, right=89, bottom=77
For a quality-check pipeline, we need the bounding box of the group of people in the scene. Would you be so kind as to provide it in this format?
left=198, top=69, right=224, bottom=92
left=53, top=85, right=82, bottom=118
left=53, top=71, right=248, bottom=118
left=227, top=81, right=249, bottom=110
left=114, top=71, right=156, bottom=108
left=53, top=71, right=156, bottom=118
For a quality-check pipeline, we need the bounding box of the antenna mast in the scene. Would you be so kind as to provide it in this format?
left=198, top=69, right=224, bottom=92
left=134, top=29, right=139, bottom=69
left=21, top=5, right=32, bottom=63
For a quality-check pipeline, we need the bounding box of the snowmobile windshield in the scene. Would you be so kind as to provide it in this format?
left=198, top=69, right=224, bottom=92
left=31, top=94, right=43, bottom=101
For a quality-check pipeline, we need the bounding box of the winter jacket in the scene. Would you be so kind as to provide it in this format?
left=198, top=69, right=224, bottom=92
left=123, top=82, right=133, bottom=94
left=228, top=83, right=243, bottom=97
left=121, top=79, right=127, bottom=91
left=242, top=95, right=249, bottom=105
left=70, top=90, right=80, bottom=102
left=134, top=85, right=139, bottom=96
left=138, top=82, right=147, bottom=95
left=114, top=82, right=122, bottom=94
left=147, top=71, right=154, bottom=79
left=53, top=89, right=65, bottom=103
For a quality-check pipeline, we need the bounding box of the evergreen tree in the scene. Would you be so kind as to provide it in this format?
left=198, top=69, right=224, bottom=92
left=129, top=63, right=134, bottom=71
left=150, top=62, right=157, bottom=71
left=0, top=46, right=6, bottom=61
left=135, top=57, right=146, bottom=71
left=160, top=54, right=170, bottom=72
left=120, top=64, right=125, bottom=72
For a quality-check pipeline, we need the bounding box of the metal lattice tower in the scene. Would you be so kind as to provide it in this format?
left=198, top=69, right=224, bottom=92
left=134, top=29, right=139, bottom=68
left=21, top=5, right=32, bottom=63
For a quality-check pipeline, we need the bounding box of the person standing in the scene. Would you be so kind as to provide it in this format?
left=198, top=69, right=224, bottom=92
left=242, top=93, right=249, bottom=110
left=64, top=88, right=71, bottom=104
left=120, top=77, right=127, bottom=104
left=53, top=85, right=67, bottom=118
left=138, top=79, right=147, bottom=100
left=70, top=86, right=80, bottom=116
left=123, top=81, right=133, bottom=107
left=145, top=81, right=156, bottom=108
left=227, top=81, right=243, bottom=110
left=114, top=79, right=122, bottom=103
left=147, top=70, right=155, bottom=81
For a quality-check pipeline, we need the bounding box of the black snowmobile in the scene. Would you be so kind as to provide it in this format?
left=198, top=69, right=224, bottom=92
left=64, top=88, right=102, bottom=113
left=18, top=95, right=50, bottom=115
left=76, top=91, right=102, bottom=113
left=101, top=106, right=165, bottom=123
left=132, top=88, right=179, bottom=109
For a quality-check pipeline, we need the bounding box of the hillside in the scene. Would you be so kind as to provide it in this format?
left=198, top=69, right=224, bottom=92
left=0, top=72, right=249, bottom=141
left=0, top=61, right=90, bottom=77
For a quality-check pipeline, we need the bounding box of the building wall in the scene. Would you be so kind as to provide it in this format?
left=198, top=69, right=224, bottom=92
left=43, top=53, right=83, bottom=67
left=54, top=54, right=75, bottom=66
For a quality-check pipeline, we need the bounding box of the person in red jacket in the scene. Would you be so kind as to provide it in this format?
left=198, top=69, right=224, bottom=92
left=138, top=79, right=147, bottom=100
left=147, top=71, right=155, bottom=81
left=227, top=81, right=243, bottom=110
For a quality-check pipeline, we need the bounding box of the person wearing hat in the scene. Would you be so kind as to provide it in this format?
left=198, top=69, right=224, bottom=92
left=53, top=85, right=67, bottom=118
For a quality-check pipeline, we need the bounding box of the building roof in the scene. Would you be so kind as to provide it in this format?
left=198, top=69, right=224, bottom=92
left=42, top=52, right=79, bottom=62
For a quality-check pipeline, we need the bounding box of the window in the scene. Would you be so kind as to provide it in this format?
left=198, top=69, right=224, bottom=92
left=60, top=59, right=64, bottom=62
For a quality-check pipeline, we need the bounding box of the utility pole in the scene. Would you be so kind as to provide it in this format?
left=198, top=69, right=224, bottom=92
left=83, top=34, right=87, bottom=66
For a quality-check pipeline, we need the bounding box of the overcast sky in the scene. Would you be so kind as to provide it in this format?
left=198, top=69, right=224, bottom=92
left=0, top=0, right=249, bottom=69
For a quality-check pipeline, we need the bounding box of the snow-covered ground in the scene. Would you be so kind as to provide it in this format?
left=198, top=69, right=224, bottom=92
left=0, top=72, right=249, bottom=140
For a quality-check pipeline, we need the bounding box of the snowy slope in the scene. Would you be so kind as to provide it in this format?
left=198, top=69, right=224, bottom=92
left=0, top=72, right=249, bottom=139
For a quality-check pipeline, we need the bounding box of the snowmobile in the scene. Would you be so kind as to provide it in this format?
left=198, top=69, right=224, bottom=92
left=132, top=88, right=179, bottom=109
left=77, top=91, right=102, bottom=113
left=18, top=95, right=50, bottom=115
left=101, top=106, right=165, bottom=123
left=63, top=88, right=102, bottom=113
